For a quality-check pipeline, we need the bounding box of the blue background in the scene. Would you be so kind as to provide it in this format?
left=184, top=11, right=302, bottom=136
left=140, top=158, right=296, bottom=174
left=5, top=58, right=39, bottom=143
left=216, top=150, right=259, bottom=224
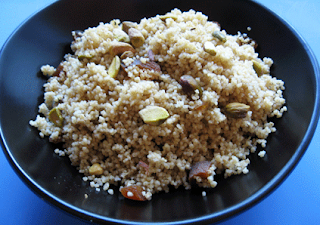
left=1, top=0, right=319, bottom=224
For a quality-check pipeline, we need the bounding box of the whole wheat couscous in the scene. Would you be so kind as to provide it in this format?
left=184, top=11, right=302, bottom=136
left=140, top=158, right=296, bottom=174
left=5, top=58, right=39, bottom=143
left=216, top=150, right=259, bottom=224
left=30, top=9, right=287, bottom=201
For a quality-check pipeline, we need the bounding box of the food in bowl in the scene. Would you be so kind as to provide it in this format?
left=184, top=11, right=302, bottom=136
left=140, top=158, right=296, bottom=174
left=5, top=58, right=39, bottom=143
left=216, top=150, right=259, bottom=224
left=29, top=9, right=287, bottom=201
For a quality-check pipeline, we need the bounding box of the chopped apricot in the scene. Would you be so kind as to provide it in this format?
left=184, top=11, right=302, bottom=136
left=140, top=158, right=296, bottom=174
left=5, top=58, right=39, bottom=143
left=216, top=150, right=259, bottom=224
left=132, top=59, right=161, bottom=72
left=137, top=161, right=149, bottom=175
left=189, top=161, right=212, bottom=181
left=120, top=185, right=147, bottom=201
left=194, top=102, right=209, bottom=111
left=147, top=49, right=155, bottom=61
left=52, top=64, right=63, bottom=77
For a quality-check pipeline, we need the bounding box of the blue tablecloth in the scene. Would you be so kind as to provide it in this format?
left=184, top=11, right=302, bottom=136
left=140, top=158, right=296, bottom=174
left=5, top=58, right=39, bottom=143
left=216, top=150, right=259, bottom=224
left=1, top=1, right=319, bottom=224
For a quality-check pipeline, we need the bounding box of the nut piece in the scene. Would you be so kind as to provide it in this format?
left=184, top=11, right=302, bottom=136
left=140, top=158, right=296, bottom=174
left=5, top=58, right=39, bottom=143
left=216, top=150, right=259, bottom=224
left=212, top=30, right=227, bottom=43
left=179, top=75, right=202, bottom=96
left=113, top=29, right=130, bottom=43
left=139, top=106, right=169, bottom=126
left=122, top=21, right=137, bottom=33
left=89, top=163, right=103, bottom=176
left=110, top=42, right=135, bottom=56
left=225, top=102, right=250, bottom=118
left=108, top=55, right=121, bottom=78
left=204, top=41, right=217, bottom=56
left=120, top=50, right=134, bottom=60
left=189, top=161, right=212, bottom=181
left=49, top=107, right=63, bottom=127
left=120, top=185, right=147, bottom=201
left=78, top=54, right=94, bottom=60
left=128, top=28, right=145, bottom=48
left=252, top=60, right=263, bottom=76
left=159, top=14, right=178, bottom=21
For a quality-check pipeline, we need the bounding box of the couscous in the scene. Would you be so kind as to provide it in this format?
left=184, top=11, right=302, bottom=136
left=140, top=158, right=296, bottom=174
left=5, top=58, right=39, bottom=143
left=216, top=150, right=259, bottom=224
left=30, top=9, right=287, bottom=201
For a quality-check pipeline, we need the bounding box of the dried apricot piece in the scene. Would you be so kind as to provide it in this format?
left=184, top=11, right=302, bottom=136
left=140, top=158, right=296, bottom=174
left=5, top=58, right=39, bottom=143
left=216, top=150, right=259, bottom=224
left=137, top=161, right=149, bottom=175
left=147, top=49, right=155, bottom=61
left=132, top=59, right=161, bottom=72
left=189, top=161, right=212, bottom=181
left=120, top=185, right=147, bottom=201
left=193, top=102, right=209, bottom=111
left=52, top=64, right=63, bottom=77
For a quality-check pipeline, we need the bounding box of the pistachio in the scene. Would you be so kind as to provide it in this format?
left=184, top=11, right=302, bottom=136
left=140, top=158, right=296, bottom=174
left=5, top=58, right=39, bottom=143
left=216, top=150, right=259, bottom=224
left=179, top=75, right=202, bottom=96
left=110, top=42, right=135, bottom=56
left=49, top=107, right=63, bottom=127
left=120, top=50, right=134, bottom=59
left=139, top=106, right=169, bottom=126
left=252, top=60, right=263, bottom=76
left=225, top=102, right=250, bottom=118
left=212, top=30, right=227, bottom=43
left=113, top=29, right=130, bottom=43
left=77, top=54, right=94, bottom=60
left=89, top=163, right=103, bottom=175
left=159, top=14, right=178, bottom=21
left=122, top=21, right=137, bottom=33
left=108, top=55, right=121, bottom=78
left=128, top=28, right=145, bottom=48
left=203, top=41, right=217, bottom=56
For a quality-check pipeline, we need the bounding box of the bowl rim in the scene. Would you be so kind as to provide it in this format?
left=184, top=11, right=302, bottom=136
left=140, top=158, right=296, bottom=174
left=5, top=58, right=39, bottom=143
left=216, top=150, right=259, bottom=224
left=1, top=0, right=320, bottom=224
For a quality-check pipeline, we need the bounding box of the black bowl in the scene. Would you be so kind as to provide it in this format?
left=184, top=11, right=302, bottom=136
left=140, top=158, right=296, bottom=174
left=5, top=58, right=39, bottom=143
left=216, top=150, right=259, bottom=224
left=1, top=0, right=319, bottom=224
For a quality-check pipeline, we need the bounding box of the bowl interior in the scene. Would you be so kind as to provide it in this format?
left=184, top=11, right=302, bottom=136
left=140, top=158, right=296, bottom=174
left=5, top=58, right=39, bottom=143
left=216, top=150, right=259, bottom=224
left=0, top=0, right=319, bottom=224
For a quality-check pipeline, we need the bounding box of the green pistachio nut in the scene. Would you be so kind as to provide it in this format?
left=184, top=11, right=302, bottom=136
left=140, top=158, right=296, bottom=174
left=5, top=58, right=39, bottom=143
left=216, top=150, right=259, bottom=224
left=139, top=106, right=170, bottom=126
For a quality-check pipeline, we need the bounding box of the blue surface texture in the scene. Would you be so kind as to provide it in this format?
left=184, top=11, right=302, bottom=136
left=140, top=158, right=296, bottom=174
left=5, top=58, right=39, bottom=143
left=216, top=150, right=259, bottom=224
left=1, top=1, right=320, bottom=224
